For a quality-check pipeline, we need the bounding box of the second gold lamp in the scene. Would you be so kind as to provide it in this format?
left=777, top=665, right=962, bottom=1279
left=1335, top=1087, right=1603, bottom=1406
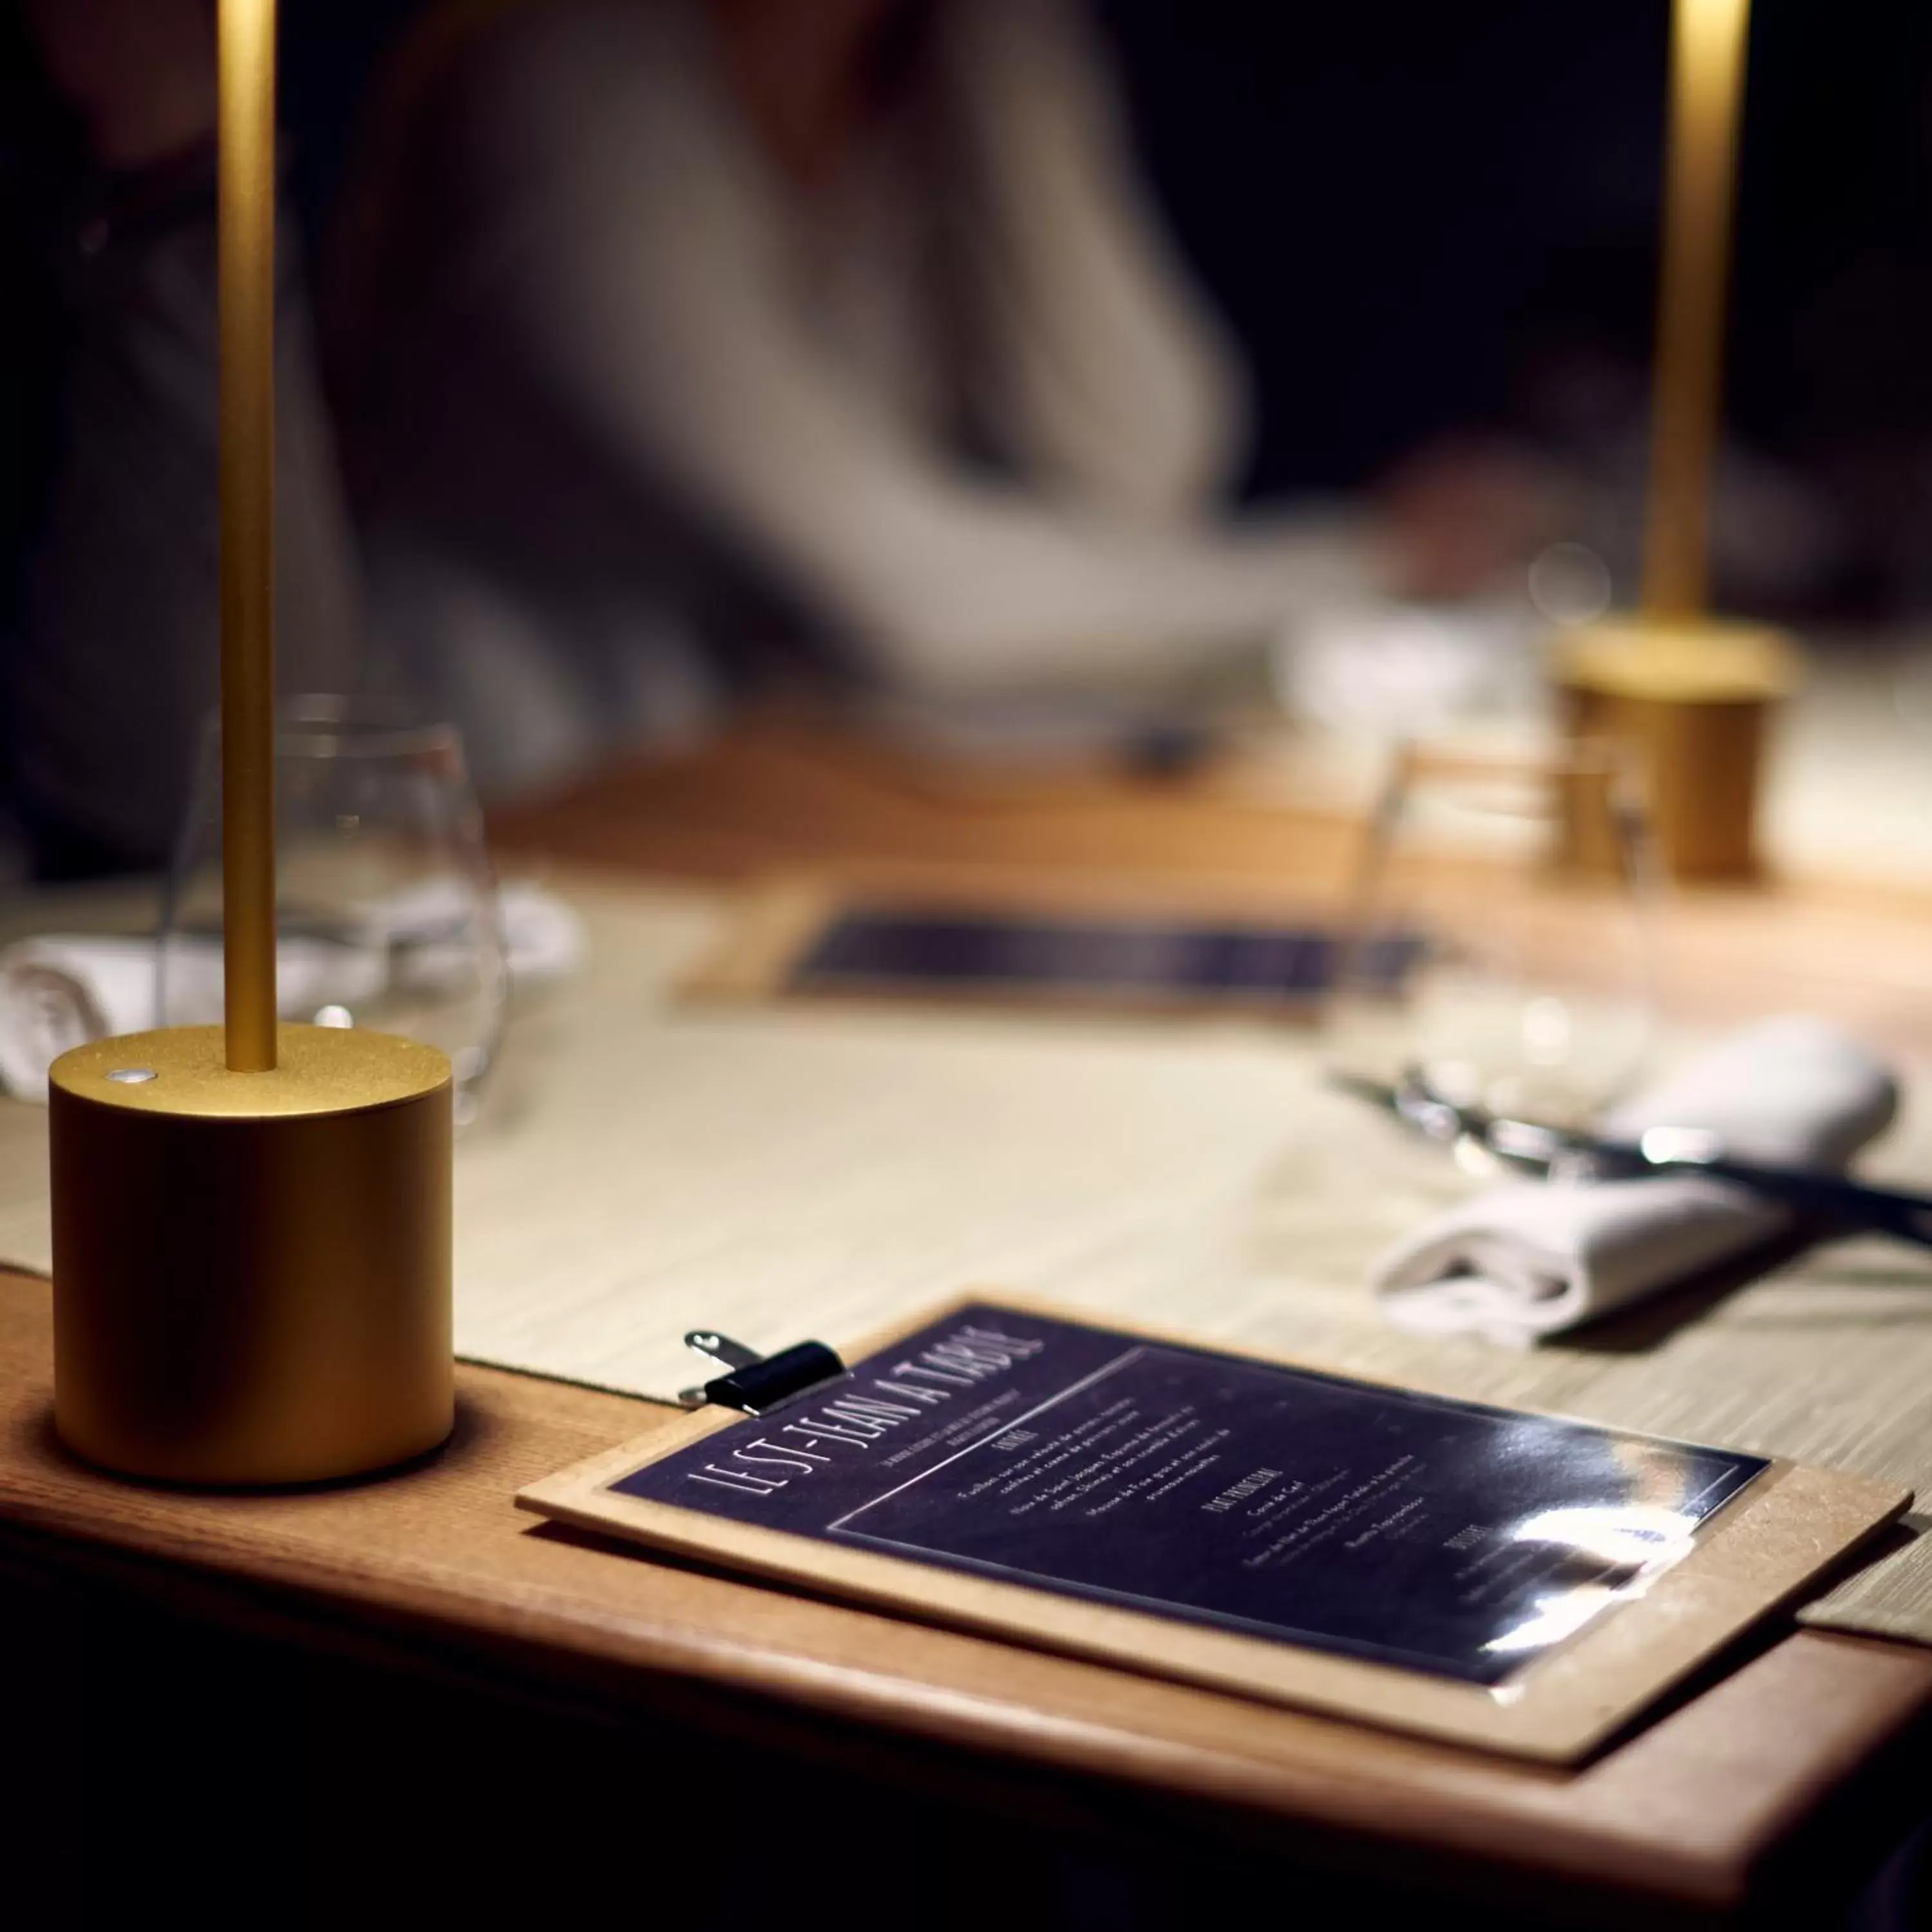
left=1558, top=0, right=1798, bottom=880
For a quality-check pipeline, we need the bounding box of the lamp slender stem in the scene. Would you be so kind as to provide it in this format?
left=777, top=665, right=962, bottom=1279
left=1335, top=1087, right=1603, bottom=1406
left=1640, top=0, right=1753, bottom=624
left=218, top=0, right=279, bottom=1071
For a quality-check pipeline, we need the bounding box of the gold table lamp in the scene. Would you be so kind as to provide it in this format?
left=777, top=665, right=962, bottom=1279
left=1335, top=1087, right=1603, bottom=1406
left=48, top=0, right=453, bottom=1485
left=1557, top=0, right=1799, bottom=880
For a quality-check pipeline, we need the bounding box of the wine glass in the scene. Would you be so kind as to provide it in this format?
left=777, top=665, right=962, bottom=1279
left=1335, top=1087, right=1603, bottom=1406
left=160, top=696, right=509, bottom=1124
left=1328, top=737, right=1658, bottom=1131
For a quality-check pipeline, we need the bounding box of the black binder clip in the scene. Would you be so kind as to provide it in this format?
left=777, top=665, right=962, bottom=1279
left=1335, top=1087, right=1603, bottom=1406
left=678, top=1331, right=851, bottom=1416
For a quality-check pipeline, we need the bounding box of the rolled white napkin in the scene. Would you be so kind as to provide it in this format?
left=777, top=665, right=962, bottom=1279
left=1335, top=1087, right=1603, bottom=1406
left=0, top=882, right=586, bottom=1103
left=0, top=934, right=386, bottom=1101
left=1372, top=1018, right=1900, bottom=1347
left=0, top=937, right=165, bottom=1102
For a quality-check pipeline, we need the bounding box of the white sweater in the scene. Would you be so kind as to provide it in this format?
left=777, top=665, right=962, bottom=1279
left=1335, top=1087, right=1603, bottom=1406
left=361, top=0, right=1370, bottom=788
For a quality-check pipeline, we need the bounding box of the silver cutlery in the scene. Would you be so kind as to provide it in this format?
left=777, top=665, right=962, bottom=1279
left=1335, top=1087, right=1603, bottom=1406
left=1332, top=1066, right=1932, bottom=1251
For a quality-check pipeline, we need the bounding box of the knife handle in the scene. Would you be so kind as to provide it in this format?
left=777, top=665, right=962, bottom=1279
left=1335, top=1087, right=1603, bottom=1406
left=1665, top=1157, right=1932, bottom=1249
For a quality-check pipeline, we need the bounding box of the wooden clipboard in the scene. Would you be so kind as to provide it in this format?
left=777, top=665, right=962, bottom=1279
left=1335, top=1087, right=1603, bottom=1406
left=518, top=1294, right=1909, bottom=1764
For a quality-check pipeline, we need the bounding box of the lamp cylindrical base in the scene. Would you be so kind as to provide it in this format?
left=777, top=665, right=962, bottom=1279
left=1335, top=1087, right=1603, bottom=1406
left=1555, top=616, right=1800, bottom=883
left=50, top=1023, right=453, bottom=1486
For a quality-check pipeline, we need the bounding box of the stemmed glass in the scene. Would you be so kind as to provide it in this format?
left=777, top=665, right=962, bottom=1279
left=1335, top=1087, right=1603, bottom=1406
left=159, top=696, right=509, bottom=1124
left=1327, top=738, right=1658, bottom=1132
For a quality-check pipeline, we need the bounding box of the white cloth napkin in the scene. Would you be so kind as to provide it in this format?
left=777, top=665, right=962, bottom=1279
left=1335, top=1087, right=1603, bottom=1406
left=1372, top=1018, right=1900, bottom=1347
left=0, top=882, right=586, bottom=1102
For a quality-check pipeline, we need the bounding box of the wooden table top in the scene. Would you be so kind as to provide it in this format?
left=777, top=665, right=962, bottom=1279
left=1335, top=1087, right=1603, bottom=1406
left=491, top=715, right=1932, bottom=1052
left=3, top=1265, right=1928, bottom=1924
left=8, top=715, right=1932, bottom=1924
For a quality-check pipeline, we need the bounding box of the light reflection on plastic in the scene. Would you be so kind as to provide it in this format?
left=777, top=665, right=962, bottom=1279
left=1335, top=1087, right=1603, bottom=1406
left=1480, top=1503, right=1700, bottom=1658
left=1482, top=1583, right=1621, bottom=1658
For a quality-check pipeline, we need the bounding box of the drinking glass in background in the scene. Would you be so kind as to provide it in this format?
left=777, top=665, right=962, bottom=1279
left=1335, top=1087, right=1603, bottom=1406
left=1327, top=738, right=1658, bottom=1132
left=160, top=697, right=509, bottom=1124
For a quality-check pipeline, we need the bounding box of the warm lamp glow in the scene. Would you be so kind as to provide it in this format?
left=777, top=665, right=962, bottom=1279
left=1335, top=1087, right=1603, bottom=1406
left=1642, top=0, right=1754, bottom=623
left=217, top=0, right=279, bottom=1071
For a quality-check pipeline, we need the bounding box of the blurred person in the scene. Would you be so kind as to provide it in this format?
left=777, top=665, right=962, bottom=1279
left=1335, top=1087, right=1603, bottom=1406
left=0, top=0, right=366, bottom=878
left=335, top=0, right=1382, bottom=795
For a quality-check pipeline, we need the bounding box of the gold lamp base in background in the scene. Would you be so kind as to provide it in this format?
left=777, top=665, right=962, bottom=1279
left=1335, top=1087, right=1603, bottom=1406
left=1555, top=617, right=1801, bottom=882
left=50, top=1023, right=453, bottom=1486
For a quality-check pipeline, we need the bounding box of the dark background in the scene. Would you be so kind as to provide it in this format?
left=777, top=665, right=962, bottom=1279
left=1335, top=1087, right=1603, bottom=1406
left=9, top=0, right=1932, bottom=614
left=1107, top=0, right=1932, bottom=495
left=269, top=0, right=1932, bottom=613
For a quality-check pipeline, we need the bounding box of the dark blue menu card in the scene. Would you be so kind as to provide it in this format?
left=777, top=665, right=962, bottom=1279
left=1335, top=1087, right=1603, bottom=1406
left=790, top=910, right=1420, bottom=1003
left=609, top=1305, right=1767, bottom=1686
